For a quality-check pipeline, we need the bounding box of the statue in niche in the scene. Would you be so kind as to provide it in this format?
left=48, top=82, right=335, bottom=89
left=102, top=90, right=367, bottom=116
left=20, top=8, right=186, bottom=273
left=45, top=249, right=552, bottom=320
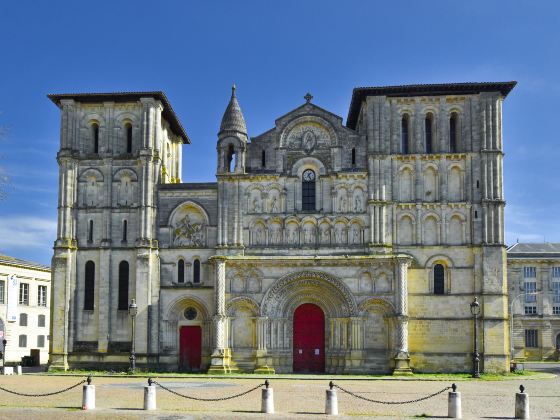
left=254, top=227, right=263, bottom=245
left=270, top=196, right=278, bottom=213
left=334, top=228, right=340, bottom=244
left=354, top=195, right=362, bottom=212
left=272, top=227, right=281, bottom=244
left=289, top=228, right=297, bottom=244
left=304, top=226, right=314, bottom=244
left=339, top=196, right=347, bottom=213
left=174, top=214, right=206, bottom=247
left=252, top=196, right=261, bottom=213
left=352, top=227, right=360, bottom=244
left=321, top=226, right=330, bottom=244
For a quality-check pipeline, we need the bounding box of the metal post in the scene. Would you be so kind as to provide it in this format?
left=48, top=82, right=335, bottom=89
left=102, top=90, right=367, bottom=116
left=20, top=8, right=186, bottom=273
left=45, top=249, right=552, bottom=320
left=129, top=299, right=137, bottom=374
left=470, top=297, right=480, bottom=378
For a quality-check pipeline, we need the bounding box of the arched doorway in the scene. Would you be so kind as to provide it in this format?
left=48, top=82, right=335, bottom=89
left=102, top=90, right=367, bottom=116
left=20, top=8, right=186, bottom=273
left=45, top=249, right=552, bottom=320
left=293, top=303, right=325, bottom=373
left=179, top=325, right=201, bottom=372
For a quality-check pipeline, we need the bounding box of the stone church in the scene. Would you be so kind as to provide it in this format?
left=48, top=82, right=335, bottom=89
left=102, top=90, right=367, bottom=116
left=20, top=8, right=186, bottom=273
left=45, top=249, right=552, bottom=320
left=48, top=81, right=515, bottom=374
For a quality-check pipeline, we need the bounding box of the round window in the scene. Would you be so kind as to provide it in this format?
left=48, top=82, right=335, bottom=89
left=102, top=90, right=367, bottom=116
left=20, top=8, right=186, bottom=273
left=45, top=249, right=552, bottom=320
left=184, top=307, right=197, bottom=320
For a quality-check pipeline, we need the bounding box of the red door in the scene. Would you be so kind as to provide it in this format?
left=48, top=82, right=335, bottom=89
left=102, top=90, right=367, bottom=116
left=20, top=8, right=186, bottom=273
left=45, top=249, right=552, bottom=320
left=293, top=303, right=325, bottom=373
left=179, top=326, right=202, bottom=372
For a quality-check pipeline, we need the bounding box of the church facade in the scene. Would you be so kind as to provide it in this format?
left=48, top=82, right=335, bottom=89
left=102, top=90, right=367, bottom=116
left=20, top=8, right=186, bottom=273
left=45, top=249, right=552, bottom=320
left=48, top=81, right=515, bottom=374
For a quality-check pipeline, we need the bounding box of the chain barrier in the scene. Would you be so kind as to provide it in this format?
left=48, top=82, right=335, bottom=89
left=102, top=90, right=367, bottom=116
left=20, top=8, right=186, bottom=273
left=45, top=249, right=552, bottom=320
left=333, top=382, right=451, bottom=405
left=152, top=379, right=265, bottom=402
left=0, top=379, right=87, bottom=397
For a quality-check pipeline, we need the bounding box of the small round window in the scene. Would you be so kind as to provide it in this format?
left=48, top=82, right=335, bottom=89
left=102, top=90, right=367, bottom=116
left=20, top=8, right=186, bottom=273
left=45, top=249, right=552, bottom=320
left=184, top=307, right=197, bottom=320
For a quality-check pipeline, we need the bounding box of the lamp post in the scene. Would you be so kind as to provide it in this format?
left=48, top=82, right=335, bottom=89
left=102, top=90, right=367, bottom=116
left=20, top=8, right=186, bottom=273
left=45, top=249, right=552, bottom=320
left=128, top=299, right=137, bottom=374
left=470, top=297, right=481, bottom=378
left=2, top=339, right=6, bottom=368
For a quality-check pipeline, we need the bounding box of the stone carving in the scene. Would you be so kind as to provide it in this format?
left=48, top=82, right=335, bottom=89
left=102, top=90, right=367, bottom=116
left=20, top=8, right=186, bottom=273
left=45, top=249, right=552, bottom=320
left=269, top=196, right=278, bottom=213
left=174, top=214, right=206, bottom=247
left=303, top=225, right=315, bottom=244
left=302, top=130, right=316, bottom=153
left=260, top=270, right=358, bottom=317
left=286, top=123, right=331, bottom=151
left=252, top=196, right=261, bottom=213
left=354, top=194, right=362, bottom=212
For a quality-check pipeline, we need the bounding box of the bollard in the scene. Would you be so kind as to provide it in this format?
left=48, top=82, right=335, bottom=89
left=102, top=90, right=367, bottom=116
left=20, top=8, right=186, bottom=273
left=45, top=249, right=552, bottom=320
left=261, top=380, right=274, bottom=414
left=325, top=381, right=339, bottom=416
left=515, top=385, right=530, bottom=419
left=448, top=383, right=462, bottom=419
left=144, top=378, right=157, bottom=410
left=16, top=365, right=22, bottom=375
left=82, top=376, right=95, bottom=410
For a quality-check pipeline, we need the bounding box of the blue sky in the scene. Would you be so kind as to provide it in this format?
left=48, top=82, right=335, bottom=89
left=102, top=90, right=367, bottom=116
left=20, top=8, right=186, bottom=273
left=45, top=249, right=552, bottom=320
left=0, top=0, right=559, bottom=265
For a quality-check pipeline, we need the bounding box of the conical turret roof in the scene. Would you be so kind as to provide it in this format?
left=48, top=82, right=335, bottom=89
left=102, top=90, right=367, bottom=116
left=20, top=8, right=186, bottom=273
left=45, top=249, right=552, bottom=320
left=219, top=84, right=247, bottom=137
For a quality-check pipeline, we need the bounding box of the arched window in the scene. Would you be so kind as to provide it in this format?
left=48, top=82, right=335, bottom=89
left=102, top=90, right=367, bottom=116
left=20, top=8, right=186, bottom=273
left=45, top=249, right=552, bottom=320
left=450, top=113, right=458, bottom=153
left=261, top=149, right=266, bottom=168
left=193, top=259, right=201, bottom=284
left=434, top=264, right=445, bottom=295
left=92, top=123, right=99, bottom=154
left=84, top=261, right=95, bottom=310
left=401, top=115, right=410, bottom=154
left=122, top=220, right=128, bottom=242
left=351, top=148, right=356, bottom=166
left=302, top=169, right=316, bottom=211
left=118, top=261, right=129, bottom=310
left=177, top=259, right=185, bottom=283
left=227, top=144, right=236, bottom=173
left=425, top=114, right=433, bottom=153
left=19, top=313, right=27, bottom=326
left=88, top=220, right=94, bottom=242
left=125, top=123, right=133, bottom=153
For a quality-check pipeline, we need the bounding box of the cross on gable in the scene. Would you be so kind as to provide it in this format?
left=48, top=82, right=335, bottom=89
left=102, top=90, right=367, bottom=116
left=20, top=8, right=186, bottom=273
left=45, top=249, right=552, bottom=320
left=304, top=92, right=313, bottom=103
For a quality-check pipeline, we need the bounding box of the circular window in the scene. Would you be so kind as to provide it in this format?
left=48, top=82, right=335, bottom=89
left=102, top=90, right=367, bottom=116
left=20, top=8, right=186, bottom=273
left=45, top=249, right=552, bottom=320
left=184, top=307, right=197, bottom=320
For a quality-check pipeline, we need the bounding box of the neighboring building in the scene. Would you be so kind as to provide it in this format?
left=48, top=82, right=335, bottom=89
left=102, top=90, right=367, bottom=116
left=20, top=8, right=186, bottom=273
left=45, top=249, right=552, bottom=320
left=507, top=243, right=560, bottom=360
left=48, top=81, right=515, bottom=374
left=0, top=255, right=51, bottom=366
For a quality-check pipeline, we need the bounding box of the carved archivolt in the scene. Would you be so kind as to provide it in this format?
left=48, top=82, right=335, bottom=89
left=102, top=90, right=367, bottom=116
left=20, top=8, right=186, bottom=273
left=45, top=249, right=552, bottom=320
left=168, top=201, right=209, bottom=247
left=260, top=270, right=358, bottom=318
left=280, top=116, right=338, bottom=150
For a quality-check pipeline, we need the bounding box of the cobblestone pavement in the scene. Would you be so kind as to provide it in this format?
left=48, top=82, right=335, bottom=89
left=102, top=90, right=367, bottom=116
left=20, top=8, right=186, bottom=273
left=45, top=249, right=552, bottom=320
left=0, top=374, right=559, bottom=419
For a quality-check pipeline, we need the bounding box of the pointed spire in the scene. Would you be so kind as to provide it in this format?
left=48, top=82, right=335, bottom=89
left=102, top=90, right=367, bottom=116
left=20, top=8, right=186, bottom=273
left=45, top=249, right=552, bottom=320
left=219, top=83, right=247, bottom=137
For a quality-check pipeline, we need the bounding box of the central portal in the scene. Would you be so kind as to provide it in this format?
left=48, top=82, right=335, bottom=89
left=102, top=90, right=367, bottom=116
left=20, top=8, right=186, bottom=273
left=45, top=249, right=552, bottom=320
left=293, top=303, right=325, bottom=373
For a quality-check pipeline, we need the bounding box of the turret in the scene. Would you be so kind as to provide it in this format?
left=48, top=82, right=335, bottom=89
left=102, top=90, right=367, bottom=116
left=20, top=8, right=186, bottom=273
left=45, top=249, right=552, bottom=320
left=217, top=85, right=248, bottom=174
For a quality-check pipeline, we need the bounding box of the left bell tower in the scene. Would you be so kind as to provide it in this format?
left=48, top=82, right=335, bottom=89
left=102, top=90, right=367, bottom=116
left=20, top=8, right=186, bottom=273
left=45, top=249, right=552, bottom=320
left=48, top=92, right=189, bottom=370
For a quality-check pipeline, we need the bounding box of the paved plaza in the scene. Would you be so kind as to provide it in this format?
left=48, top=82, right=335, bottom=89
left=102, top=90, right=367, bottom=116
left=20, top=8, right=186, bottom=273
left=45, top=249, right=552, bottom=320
left=0, top=368, right=559, bottom=419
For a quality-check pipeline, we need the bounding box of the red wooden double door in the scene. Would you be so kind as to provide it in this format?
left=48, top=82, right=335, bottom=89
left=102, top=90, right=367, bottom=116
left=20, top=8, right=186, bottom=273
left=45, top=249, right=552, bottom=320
left=293, top=303, right=325, bottom=373
left=179, top=326, right=202, bottom=372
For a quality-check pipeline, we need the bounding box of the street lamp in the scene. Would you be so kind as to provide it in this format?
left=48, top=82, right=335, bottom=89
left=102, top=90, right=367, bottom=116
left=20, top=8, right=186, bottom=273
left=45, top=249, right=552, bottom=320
left=470, top=297, right=481, bottom=378
left=2, top=339, right=6, bottom=369
left=128, top=299, right=137, bottom=374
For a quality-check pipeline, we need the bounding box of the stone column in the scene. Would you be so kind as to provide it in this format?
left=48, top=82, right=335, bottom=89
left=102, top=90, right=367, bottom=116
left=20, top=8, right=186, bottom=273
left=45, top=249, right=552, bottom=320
left=208, top=257, right=237, bottom=373
left=394, top=257, right=413, bottom=375
left=254, top=317, right=275, bottom=374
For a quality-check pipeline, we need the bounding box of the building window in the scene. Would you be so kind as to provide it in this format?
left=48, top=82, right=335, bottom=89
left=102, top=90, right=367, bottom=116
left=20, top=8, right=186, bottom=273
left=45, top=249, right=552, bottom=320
left=19, top=283, right=29, bottom=305
left=88, top=220, right=94, bottom=242
left=177, top=259, right=185, bottom=283
left=84, top=261, right=95, bottom=310
left=551, top=281, right=560, bottom=304
left=433, top=264, right=445, bottom=295
left=38, top=314, right=46, bottom=327
left=401, top=115, right=410, bottom=154
left=351, top=148, right=356, bottom=166
left=193, top=259, right=201, bottom=284
left=37, top=335, right=45, bottom=348
left=227, top=144, right=236, bottom=173
left=38, top=285, right=47, bottom=307
left=552, top=267, right=560, bottom=278
left=302, top=169, right=316, bottom=211
left=524, top=306, right=537, bottom=315
left=553, top=306, right=560, bottom=315
left=18, top=334, right=27, bottom=348
left=525, top=329, right=538, bottom=348
left=125, top=123, right=133, bottom=153
left=0, top=279, right=4, bottom=304
left=425, top=114, right=433, bottom=153
left=525, top=281, right=537, bottom=303
left=118, top=261, right=129, bottom=311
left=92, top=123, right=99, bottom=154
left=122, top=220, right=128, bottom=242
left=261, top=149, right=266, bottom=168
left=449, top=113, right=458, bottom=153
left=524, top=266, right=537, bottom=278
left=19, top=313, right=28, bottom=326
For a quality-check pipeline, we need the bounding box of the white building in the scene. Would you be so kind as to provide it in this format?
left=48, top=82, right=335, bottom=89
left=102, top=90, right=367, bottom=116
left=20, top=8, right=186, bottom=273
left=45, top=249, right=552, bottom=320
left=0, top=255, right=51, bottom=366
